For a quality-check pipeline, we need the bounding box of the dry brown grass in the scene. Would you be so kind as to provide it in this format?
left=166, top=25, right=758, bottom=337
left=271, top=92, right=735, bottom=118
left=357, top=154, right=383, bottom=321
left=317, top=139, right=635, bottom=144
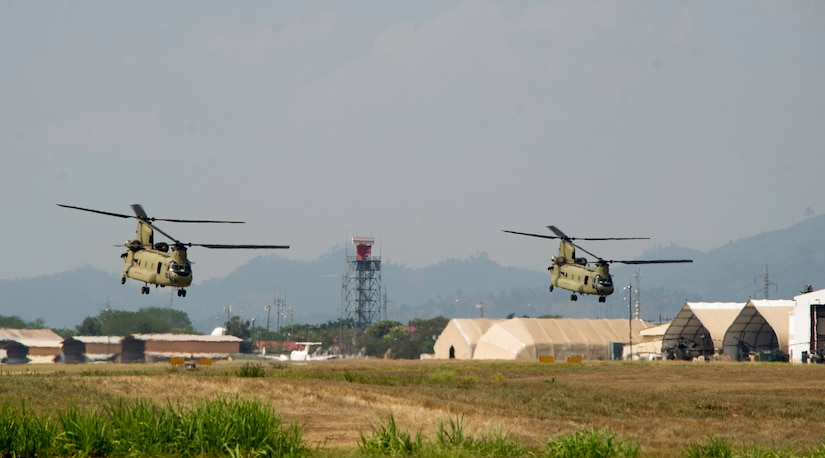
left=3, top=359, right=824, bottom=456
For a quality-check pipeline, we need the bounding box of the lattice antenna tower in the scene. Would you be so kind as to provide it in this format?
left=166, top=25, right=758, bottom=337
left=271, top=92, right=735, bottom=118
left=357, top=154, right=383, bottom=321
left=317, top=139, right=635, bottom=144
left=755, top=264, right=778, bottom=299
left=341, top=237, right=382, bottom=330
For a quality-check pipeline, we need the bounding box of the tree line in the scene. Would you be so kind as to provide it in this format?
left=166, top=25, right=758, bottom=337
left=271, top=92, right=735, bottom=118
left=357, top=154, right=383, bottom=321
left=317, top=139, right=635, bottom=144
left=0, top=311, right=451, bottom=359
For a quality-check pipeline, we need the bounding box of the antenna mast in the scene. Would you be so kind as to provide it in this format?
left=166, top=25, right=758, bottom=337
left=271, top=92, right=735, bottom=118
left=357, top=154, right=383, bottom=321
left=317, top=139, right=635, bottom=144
left=633, top=269, right=641, bottom=320
left=755, top=265, right=777, bottom=299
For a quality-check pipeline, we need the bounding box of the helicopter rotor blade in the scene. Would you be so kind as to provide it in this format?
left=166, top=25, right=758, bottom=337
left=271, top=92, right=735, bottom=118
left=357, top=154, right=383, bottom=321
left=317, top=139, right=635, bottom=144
left=140, top=218, right=183, bottom=245
left=609, top=259, right=693, bottom=265
left=547, top=226, right=649, bottom=241
left=187, top=243, right=290, bottom=249
left=547, top=225, right=568, bottom=239
left=502, top=230, right=559, bottom=240
left=57, top=204, right=133, bottom=219
left=131, top=204, right=244, bottom=224
left=570, top=242, right=604, bottom=261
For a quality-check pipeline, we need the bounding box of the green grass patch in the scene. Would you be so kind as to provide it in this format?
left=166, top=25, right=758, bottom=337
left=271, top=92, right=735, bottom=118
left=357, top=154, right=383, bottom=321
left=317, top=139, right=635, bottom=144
left=544, top=428, right=640, bottom=458
left=234, top=361, right=267, bottom=377
left=0, top=397, right=308, bottom=457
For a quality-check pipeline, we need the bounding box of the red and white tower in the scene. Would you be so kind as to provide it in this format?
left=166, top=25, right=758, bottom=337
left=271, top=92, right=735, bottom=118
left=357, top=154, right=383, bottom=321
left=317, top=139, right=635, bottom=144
left=341, top=237, right=382, bottom=329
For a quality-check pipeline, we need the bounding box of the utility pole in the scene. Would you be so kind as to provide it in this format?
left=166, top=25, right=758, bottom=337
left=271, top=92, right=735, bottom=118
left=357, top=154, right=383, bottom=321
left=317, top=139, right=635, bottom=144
left=265, top=304, right=271, bottom=338
left=623, top=283, right=634, bottom=360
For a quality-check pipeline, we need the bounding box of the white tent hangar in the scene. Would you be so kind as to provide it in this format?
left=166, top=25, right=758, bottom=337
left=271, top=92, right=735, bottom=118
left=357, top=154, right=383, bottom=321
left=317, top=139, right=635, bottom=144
left=723, top=299, right=794, bottom=361
left=662, top=302, right=746, bottom=359
left=433, top=318, right=500, bottom=359
left=436, top=318, right=650, bottom=361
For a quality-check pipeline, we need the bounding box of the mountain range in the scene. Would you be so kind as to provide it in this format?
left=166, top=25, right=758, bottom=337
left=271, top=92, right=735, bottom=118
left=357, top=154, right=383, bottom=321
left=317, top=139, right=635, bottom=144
left=2, top=215, right=823, bottom=333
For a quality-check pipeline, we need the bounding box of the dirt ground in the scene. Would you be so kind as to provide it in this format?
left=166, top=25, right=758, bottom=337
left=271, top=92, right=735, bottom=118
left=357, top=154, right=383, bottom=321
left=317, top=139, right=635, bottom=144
left=6, top=358, right=825, bottom=456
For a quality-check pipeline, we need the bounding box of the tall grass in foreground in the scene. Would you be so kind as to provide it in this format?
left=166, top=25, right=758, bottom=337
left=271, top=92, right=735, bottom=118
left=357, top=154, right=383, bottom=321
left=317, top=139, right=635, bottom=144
left=683, top=435, right=825, bottom=458
left=358, top=412, right=526, bottom=457
left=544, top=428, right=640, bottom=458
left=0, top=397, right=308, bottom=457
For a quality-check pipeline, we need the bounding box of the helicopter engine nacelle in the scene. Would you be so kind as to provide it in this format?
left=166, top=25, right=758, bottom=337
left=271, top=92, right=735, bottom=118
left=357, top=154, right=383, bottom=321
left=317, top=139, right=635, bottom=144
left=126, top=240, right=142, bottom=251
left=552, top=256, right=566, bottom=265
left=154, top=242, right=169, bottom=252
left=575, top=257, right=588, bottom=265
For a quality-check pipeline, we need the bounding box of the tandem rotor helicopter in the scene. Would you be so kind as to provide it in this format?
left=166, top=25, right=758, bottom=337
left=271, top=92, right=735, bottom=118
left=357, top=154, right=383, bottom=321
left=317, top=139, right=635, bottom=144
left=58, top=204, right=289, bottom=297
left=504, top=226, right=692, bottom=303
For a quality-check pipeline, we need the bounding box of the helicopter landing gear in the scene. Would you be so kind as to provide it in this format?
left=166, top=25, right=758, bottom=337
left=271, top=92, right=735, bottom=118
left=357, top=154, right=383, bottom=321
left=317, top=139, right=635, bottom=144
left=570, top=294, right=578, bottom=301
left=549, top=286, right=554, bottom=292
left=598, top=296, right=606, bottom=303
left=141, top=286, right=150, bottom=295
left=177, top=289, right=187, bottom=297
left=121, top=277, right=126, bottom=285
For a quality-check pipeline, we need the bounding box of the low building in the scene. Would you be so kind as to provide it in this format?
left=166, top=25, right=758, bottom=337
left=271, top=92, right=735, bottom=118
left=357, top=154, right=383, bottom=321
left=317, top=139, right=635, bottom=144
left=131, top=333, right=242, bottom=361
left=0, top=328, right=63, bottom=364
left=72, top=336, right=122, bottom=362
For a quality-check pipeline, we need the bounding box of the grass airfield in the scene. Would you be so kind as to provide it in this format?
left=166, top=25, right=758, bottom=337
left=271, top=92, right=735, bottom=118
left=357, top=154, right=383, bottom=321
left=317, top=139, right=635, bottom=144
left=3, top=358, right=825, bottom=457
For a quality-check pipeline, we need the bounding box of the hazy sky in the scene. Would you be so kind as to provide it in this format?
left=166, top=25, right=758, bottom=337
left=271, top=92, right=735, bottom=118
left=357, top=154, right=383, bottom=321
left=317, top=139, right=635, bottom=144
left=2, top=1, right=823, bottom=283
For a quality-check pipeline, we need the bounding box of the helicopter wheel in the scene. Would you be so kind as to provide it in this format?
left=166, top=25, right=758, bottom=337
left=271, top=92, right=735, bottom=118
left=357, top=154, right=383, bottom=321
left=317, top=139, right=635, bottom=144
left=598, top=296, right=606, bottom=303
left=121, top=277, right=126, bottom=285
left=141, top=286, right=150, bottom=295
left=177, top=289, right=187, bottom=297
left=570, top=294, right=578, bottom=301
left=549, top=286, right=554, bottom=292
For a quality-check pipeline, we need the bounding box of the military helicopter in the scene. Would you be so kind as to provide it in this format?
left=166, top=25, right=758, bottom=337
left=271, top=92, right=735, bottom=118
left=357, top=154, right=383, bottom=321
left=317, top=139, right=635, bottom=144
left=503, top=226, right=692, bottom=303
left=58, top=204, right=289, bottom=297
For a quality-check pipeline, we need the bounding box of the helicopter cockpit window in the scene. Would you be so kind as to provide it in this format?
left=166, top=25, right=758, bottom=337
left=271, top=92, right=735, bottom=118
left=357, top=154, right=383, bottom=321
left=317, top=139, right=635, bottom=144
left=169, top=261, right=191, bottom=276
left=595, top=275, right=612, bottom=287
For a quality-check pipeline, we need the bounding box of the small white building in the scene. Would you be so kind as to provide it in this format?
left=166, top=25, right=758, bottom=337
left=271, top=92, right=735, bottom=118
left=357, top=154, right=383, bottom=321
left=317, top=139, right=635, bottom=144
left=789, top=288, right=825, bottom=363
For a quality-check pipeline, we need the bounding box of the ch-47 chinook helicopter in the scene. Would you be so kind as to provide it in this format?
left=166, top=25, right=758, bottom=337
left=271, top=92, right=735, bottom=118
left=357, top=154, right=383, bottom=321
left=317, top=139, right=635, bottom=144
left=503, top=226, right=692, bottom=303
left=58, top=204, right=289, bottom=297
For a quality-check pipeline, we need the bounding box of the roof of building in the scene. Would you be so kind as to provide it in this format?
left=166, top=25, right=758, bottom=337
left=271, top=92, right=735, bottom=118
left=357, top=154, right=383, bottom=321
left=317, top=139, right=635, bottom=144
left=131, top=333, right=243, bottom=343
left=0, top=328, right=63, bottom=348
left=72, top=336, right=124, bottom=344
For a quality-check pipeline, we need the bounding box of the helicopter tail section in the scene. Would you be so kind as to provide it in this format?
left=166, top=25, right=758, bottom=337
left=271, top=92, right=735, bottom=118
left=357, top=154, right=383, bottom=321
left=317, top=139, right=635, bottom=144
left=134, top=221, right=154, bottom=248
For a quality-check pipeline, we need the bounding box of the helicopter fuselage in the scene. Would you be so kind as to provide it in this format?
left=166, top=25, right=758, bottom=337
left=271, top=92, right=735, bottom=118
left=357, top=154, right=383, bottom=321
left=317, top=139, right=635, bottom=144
left=119, top=220, right=194, bottom=296
left=548, top=239, right=613, bottom=301
left=550, top=262, right=614, bottom=296
left=122, top=245, right=193, bottom=289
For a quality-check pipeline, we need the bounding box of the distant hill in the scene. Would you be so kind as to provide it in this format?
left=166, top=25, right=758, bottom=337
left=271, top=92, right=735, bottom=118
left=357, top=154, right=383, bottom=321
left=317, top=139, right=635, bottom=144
left=2, top=215, right=824, bottom=332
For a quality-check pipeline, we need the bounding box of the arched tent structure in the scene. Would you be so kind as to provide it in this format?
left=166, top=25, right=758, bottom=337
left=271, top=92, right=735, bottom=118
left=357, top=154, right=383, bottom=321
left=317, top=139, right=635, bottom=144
left=434, top=319, right=500, bottom=359
left=723, top=299, right=794, bottom=361
left=662, top=302, right=745, bottom=359
left=472, top=318, right=652, bottom=361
